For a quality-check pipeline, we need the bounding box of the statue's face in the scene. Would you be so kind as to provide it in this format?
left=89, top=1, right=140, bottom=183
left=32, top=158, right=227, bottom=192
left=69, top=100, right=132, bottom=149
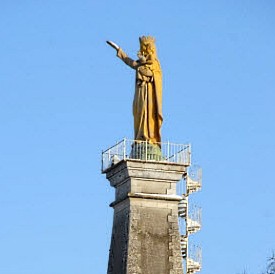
left=139, top=43, right=154, bottom=56
left=146, top=43, right=154, bottom=55
left=139, top=44, right=147, bottom=55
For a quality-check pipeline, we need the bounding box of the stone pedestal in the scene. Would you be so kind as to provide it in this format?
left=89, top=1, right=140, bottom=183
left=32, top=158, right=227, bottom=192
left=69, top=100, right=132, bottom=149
left=104, top=160, right=186, bottom=274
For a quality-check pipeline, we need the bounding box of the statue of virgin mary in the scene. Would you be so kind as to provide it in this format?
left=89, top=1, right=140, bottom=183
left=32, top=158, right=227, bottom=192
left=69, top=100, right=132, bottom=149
left=107, top=36, right=163, bottom=145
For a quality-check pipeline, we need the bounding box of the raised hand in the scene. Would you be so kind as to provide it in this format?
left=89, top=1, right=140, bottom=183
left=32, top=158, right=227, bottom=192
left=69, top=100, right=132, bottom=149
left=106, top=40, right=119, bottom=51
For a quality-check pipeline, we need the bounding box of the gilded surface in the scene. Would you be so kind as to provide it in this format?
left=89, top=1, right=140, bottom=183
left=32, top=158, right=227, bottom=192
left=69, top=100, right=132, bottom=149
left=107, top=36, right=163, bottom=144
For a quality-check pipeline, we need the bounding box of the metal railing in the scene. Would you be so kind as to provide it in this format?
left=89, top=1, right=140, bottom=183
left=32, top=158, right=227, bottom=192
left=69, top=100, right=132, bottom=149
left=101, top=138, right=191, bottom=172
left=187, top=165, right=202, bottom=194
left=177, top=163, right=202, bottom=273
left=187, top=244, right=202, bottom=273
left=187, top=206, right=202, bottom=234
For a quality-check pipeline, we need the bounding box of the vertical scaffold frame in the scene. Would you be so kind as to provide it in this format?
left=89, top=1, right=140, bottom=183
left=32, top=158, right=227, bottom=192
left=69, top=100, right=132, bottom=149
left=178, top=164, right=202, bottom=274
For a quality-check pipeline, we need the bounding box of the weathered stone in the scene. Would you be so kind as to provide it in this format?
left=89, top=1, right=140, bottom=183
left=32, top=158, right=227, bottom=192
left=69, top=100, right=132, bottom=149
left=105, top=160, right=185, bottom=274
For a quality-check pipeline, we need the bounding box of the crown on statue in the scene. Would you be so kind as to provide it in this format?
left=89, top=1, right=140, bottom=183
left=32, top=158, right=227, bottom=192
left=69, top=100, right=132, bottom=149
left=139, top=36, right=156, bottom=45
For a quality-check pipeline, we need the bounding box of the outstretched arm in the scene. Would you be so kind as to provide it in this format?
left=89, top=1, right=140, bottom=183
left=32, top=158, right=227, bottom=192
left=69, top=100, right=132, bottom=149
left=117, top=48, right=139, bottom=69
left=106, top=40, right=138, bottom=69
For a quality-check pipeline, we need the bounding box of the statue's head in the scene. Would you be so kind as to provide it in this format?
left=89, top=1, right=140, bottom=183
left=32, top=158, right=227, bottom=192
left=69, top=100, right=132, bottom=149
left=139, top=36, right=157, bottom=57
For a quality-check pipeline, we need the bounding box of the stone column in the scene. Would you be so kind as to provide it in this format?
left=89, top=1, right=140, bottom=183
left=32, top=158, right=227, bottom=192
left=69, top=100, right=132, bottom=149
left=104, top=160, right=186, bottom=274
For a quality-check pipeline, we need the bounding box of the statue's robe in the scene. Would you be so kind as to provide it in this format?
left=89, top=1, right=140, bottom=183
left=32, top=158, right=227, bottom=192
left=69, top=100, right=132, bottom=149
left=117, top=48, right=163, bottom=144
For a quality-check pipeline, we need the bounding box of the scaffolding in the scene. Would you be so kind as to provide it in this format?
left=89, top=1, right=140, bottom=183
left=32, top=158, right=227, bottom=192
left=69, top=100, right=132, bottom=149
left=178, top=165, right=202, bottom=274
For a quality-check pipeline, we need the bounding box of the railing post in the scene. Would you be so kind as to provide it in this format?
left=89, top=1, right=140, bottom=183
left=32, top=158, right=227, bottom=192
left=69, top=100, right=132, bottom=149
left=145, top=140, right=148, bottom=161
left=167, top=141, right=170, bottom=162
left=101, top=150, right=103, bottom=172
left=123, top=138, right=126, bottom=160
left=188, top=144, right=191, bottom=166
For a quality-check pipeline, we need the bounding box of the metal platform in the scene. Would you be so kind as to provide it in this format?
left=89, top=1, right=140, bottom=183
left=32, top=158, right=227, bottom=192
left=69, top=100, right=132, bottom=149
left=102, top=138, right=191, bottom=173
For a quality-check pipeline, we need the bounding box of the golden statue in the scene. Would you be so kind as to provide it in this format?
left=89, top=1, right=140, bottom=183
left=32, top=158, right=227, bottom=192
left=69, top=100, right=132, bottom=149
left=107, top=36, right=163, bottom=145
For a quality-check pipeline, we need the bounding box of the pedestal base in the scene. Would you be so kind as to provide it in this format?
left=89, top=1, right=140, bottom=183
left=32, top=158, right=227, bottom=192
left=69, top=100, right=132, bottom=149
left=104, top=160, right=186, bottom=274
left=130, top=142, right=163, bottom=161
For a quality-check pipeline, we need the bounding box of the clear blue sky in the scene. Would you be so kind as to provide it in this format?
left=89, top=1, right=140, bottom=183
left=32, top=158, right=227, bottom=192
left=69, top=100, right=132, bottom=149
left=0, top=1, right=274, bottom=273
